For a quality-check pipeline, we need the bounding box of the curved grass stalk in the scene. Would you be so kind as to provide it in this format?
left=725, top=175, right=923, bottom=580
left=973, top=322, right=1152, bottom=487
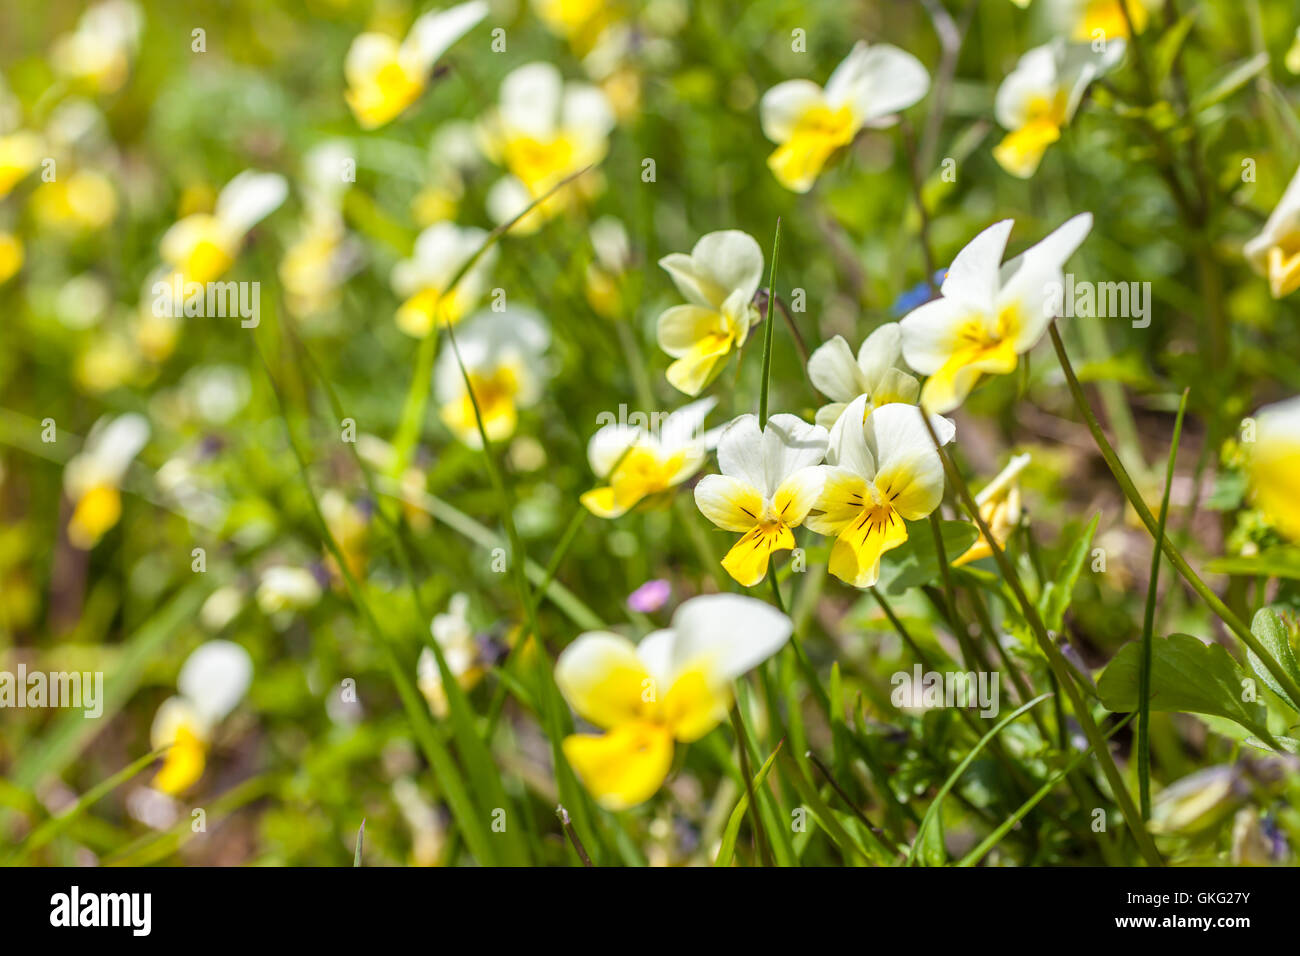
left=1048, top=323, right=1300, bottom=709
left=1139, top=390, right=1188, bottom=819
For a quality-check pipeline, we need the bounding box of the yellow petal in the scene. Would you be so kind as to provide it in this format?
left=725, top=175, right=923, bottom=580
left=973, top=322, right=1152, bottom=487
left=554, top=632, right=654, bottom=730
left=1250, top=434, right=1300, bottom=541
left=662, top=666, right=733, bottom=742
left=68, top=484, right=122, bottom=550
left=993, top=120, right=1061, bottom=179
left=828, top=505, right=908, bottom=588
left=1266, top=244, right=1300, bottom=299
left=919, top=337, right=1019, bottom=414
left=664, top=331, right=734, bottom=396
left=562, top=722, right=675, bottom=811
left=154, top=725, right=207, bottom=795
left=720, top=522, right=794, bottom=588
left=766, top=104, right=856, bottom=193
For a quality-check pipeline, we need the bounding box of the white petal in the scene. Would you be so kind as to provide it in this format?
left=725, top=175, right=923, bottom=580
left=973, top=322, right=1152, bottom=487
left=661, top=230, right=764, bottom=310
left=694, top=474, right=763, bottom=532
left=939, top=219, right=1014, bottom=311
left=656, top=396, right=717, bottom=455
left=716, top=414, right=766, bottom=490
left=855, top=322, right=907, bottom=392
left=828, top=42, right=930, bottom=122
left=554, top=631, right=649, bottom=730
left=499, top=62, right=563, bottom=138
left=999, top=212, right=1092, bottom=350
left=807, top=335, right=864, bottom=403
left=759, top=79, right=827, bottom=143
left=668, top=594, right=792, bottom=684
left=865, top=401, right=955, bottom=473
left=562, top=83, right=615, bottom=147
left=403, top=0, right=488, bottom=73
left=1246, top=164, right=1300, bottom=271
left=762, top=413, right=829, bottom=494
left=635, top=629, right=677, bottom=688
left=215, top=171, right=287, bottom=237
left=177, top=640, right=253, bottom=723
left=898, top=295, right=970, bottom=375
left=994, top=45, right=1059, bottom=130
left=825, top=394, right=876, bottom=477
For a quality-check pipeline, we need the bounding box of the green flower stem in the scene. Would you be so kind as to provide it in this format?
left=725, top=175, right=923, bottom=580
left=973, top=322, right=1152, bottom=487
left=1139, top=390, right=1188, bottom=819
left=1048, top=323, right=1300, bottom=708
left=920, top=410, right=1164, bottom=866
left=729, top=707, right=775, bottom=866
left=757, top=217, right=782, bottom=428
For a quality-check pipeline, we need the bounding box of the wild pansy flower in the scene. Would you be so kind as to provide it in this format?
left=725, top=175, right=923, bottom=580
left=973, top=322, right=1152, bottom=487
left=280, top=142, right=363, bottom=317
left=343, top=0, right=488, bottom=129
left=435, top=307, right=549, bottom=447
left=580, top=397, right=716, bottom=518
left=1244, top=165, right=1300, bottom=299
left=49, top=0, right=142, bottom=95
left=63, top=413, right=148, bottom=550
left=806, top=399, right=955, bottom=588
left=807, top=323, right=919, bottom=429
left=160, top=170, right=287, bottom=285
left=953, top=453, right=1030, bottom=566
left=899, top=213, right=1093, bottom=414
left=694, top=414, right=828, bottom=587
left=585, top=215, right=632, bottom=319
left=391, top=222, right=496, bottom=337
left=1245, top=396, right=1300, bottom=542
left=480, top=62, right=614, bottom=233
left=993, top=41, right=1121, bottom=178
left=556, top=594, right=791, bottom=810
left=1055, top=0, right=1153, bottom=42
left=150, top=640, right=252, bottom=795
left=655, top=230, right=763, bottom=396
left=417, top=593, right=484, bottom=717
left=759, top=41, right=930, bottom=193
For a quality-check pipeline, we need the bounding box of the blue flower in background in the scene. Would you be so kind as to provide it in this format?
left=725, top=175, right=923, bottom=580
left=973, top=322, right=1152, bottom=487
left=891, top=269, right=948, bottom=317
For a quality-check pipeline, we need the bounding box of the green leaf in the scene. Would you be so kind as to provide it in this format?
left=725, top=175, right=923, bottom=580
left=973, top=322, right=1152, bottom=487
left=1194, top=53, right=1270, bottom=112
left=353, top=819, right=365, bottom=867
left=1098, top=634, right=1273, bottom=742
left=1204, top=548, right=1300, bottom=581
left=1152, top=12, right=1197, bottom=87
left=882, top=520, right=979, bottom=593
left=1038, top=513, right=1100, bottom=632
left=714, top=741, right=782, bottom=867
left=1247, top=608, right=1300, bottom=714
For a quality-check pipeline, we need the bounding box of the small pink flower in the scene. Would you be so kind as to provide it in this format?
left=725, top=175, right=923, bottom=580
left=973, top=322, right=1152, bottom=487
left=627, top=579, right=671, bottom=614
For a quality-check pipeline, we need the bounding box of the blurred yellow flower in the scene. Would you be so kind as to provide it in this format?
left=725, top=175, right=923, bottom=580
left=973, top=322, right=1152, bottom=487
left=760, top=41, right=929, bottom=192
left=993, top=41, right=1121, bottom=178
left=953, top=453, right=1030, bottom=566
left=1245, top=164, right=1300, bottom=299
left=0, top=130, right=44, bottom=199
left=49, top=0, right=142, bottom=95
left=436, top=307, right=549, bottom=447
left=31, top=168, right=118, bottom=232
left=581, top=397, right=715, bottom=518
left=344, top=1, right=488, bottom=129
left=62, top=413, right=149, bottom=549
left=160, top=170, right=287, bottom=285
left=694, top=414, right=828, bottom=587
left=391, top=222, right=496, bottom=337
left=1247, top=396, right=1300, bottom=541
left=0, top=232, right=23, bottom=283
left=417, top=594, right=484, bottom=717
left=480, top=62, right=614, bottom=233
left=556, top=594, right=790, bottom=809
left=151, top=641, right=252, bottom=795
left=655, top=230, right=763, bottom=395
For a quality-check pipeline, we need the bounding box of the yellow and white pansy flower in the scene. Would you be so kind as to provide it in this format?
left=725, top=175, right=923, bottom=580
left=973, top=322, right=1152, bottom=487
left=417, top=593, right=485, bottom=717
left=953, top=453, right=1030, bottom=566
left=807, top=398, right=955, bottom=588
left=151, top=640, right=253, bottom=795
left=694, top=414, right=828, bottom=587
left=160, top=170, right=287, bottom=285
left=759, top=41, right=930, bottom=193
left=62, top=413, right=149, bottom=550
left=531, top=0, right=616, bottom=56
left=993, top=41, right=1122, bottom=178
left=1244, top=165, right=1300, bottom=299
left=556, top=593, right=791, bottom=810
left=1246, top=396, right=1300, bottom=542
left=580, top=397, right=716, bottom=518
left=344, top=0, right=488, bottom=129
left=656, top=230, right=763, bottom=396
left=436, top=307, right=550, bottom=447
left=49, top=0, right=142, bottom=95
left=256, top=565, right=323, bottom=615
left=280, top=142, right=363, bottom=317
left=899, top=213, right=1093, bottom=414
left=807, top=322, right=919, bottom=429
left=391, top=222, right=496, bottom=337
left=480, top=62, right=614, bottom=233
left=1052, top=0, right=1154, bottom=42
